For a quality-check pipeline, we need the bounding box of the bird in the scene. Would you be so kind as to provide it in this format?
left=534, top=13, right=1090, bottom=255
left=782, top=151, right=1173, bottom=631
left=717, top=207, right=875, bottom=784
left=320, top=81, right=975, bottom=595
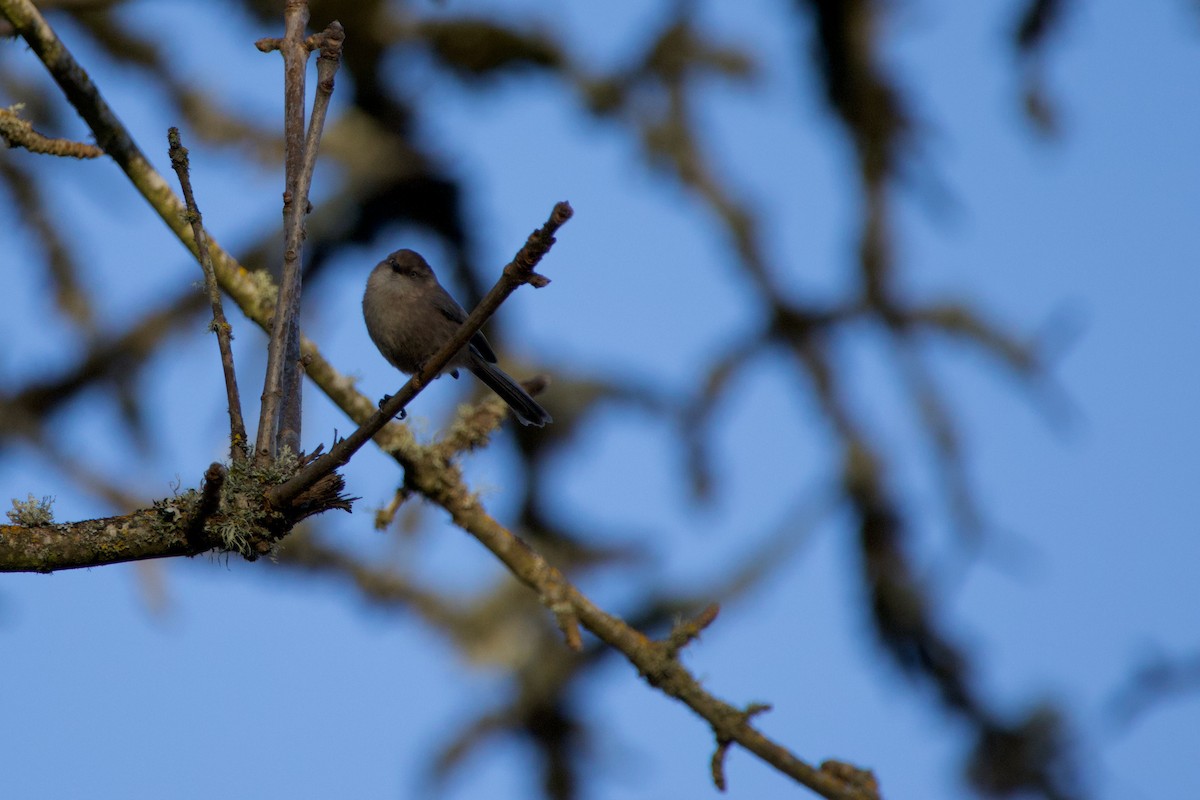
left=362, top=248, right=552, bottom=427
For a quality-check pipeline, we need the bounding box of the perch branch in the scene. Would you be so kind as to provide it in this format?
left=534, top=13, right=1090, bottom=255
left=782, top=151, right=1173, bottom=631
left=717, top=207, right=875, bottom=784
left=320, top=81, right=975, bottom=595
left=266, top=201, right=570, bottom=509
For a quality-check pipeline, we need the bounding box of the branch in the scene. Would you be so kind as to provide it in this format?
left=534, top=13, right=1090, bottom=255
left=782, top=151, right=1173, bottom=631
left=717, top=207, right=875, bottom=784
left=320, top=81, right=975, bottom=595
left=0, top=0, right=280, bottom=347
left=0, top=104, right=103, bottom=157
left=250, top=11, right=343, bottom=464
left=0, top=451, right=350, bottom=573
left=278, top=20, right=343, bottom=453
left=0, top=471, right=224, bottom=572
left=253, top=1, right=314, bottom=464
left=167, top=127, right=248, bottom=461
left=0, top=157, right=98, bottom=329
left=300, top=22, right=345, bottom=198
left=266, top=200, right=570, bottom=509
left=0, top=289, right=206, bottom=439
left=402, top=441, right=876, bottom=799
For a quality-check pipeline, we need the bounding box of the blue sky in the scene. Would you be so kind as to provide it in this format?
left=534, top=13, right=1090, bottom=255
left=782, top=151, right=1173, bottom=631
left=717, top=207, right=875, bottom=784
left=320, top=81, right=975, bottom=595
left=1, top=1, right=1198, bottom=798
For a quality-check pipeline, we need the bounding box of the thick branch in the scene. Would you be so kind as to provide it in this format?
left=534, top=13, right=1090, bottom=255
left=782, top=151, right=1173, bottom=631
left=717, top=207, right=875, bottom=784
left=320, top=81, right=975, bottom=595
left=0, top=453, right=350, bottom=573
left=0, top=480, right=223, bottom=573
left=0, top=510, right=212, bottom=572
left=279, top=21, right=343, bottom=455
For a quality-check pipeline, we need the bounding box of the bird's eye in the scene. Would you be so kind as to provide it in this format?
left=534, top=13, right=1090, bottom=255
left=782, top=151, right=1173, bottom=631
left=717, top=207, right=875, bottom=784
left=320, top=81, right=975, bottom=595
left=388, top=258, right=401, bottom=273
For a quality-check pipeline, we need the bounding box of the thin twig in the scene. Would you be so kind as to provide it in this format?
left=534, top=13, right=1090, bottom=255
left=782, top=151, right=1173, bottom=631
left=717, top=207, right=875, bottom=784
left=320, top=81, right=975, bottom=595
left=267, top=201, right=571, bottom=509
left=301, top=22, right=344, bottom=192
left=254, top=0, right=312, bottom=465
left=0, top=105, right=103, bottom=158
left=664, top=603, right=720, bottom=659
left=167, top=127, right=248, bottom=461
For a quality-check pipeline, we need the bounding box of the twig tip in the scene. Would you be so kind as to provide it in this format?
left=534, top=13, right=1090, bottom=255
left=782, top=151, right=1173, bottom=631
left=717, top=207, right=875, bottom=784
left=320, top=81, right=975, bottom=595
left=711, top=738, right=733, bottom=791
left=665, top=602, right=721, bottom=657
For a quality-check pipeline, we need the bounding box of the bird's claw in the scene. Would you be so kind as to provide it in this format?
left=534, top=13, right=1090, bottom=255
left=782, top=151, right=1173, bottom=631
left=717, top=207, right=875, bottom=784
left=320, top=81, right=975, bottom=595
left=377, top=394, right=408, bottom=420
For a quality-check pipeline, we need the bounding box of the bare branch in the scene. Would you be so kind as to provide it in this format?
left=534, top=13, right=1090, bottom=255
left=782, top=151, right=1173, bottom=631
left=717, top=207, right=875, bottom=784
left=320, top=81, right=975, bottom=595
left=0, top=290, right=206, bottom=439
left=303, top=22, right=345, bottom=188
left=279, top=20, right=343, bottom=455
left=251, top=12, right=343, bottom=464
left=664, top=603, right=720, bottom=659
left=0, top=155, right=99, bottom=328
left=1108, top=648, right=1200, bottom=726
left=254, top=0, right=313, bottom=464
left=0, top=0, right=274, bottom=337
left=711, top=702, right=771, bottom=791
left=167, top=127, right=248, bottom=462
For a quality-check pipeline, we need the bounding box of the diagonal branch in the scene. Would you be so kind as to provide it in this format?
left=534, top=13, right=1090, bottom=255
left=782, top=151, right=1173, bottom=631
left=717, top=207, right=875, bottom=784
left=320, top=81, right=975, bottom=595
left=266, top=201, right=570, bottom=509
left=402, top=437, right=877, bottom=799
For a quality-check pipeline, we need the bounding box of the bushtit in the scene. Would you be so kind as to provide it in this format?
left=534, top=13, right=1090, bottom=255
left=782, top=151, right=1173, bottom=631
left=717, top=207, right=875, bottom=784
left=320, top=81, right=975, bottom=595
left=362, top=249, right=552, bottom=427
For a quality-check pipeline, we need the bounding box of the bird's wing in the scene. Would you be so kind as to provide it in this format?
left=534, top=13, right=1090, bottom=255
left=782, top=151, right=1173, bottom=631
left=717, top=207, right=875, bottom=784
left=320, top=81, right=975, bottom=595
left=434, top=287, right=498, bottom=363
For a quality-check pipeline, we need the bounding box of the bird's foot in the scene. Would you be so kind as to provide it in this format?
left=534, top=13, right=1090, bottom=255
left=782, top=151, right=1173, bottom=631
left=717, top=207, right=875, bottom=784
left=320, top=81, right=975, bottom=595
left=377, top=394, right=407, bottom=420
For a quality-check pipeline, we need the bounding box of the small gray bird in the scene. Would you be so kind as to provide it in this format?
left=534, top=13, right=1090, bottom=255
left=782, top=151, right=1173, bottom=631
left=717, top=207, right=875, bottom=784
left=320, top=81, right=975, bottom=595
left=362, top=249, right=552, bottom=427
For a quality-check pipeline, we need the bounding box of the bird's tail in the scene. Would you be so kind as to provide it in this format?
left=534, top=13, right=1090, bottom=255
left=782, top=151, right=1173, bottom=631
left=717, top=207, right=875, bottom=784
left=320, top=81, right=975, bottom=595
left=468, top=360, right=553, bottom=427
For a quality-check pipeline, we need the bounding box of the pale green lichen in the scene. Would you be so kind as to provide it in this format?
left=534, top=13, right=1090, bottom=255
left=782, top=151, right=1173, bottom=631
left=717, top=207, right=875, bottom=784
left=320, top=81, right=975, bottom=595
left=149, top=489, right=200, bottom=540
left=7, top=494, right=55, bottom=526
left=210, top=448, right=300, bottom=557
left=147, top=449, right=303, bottom=559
